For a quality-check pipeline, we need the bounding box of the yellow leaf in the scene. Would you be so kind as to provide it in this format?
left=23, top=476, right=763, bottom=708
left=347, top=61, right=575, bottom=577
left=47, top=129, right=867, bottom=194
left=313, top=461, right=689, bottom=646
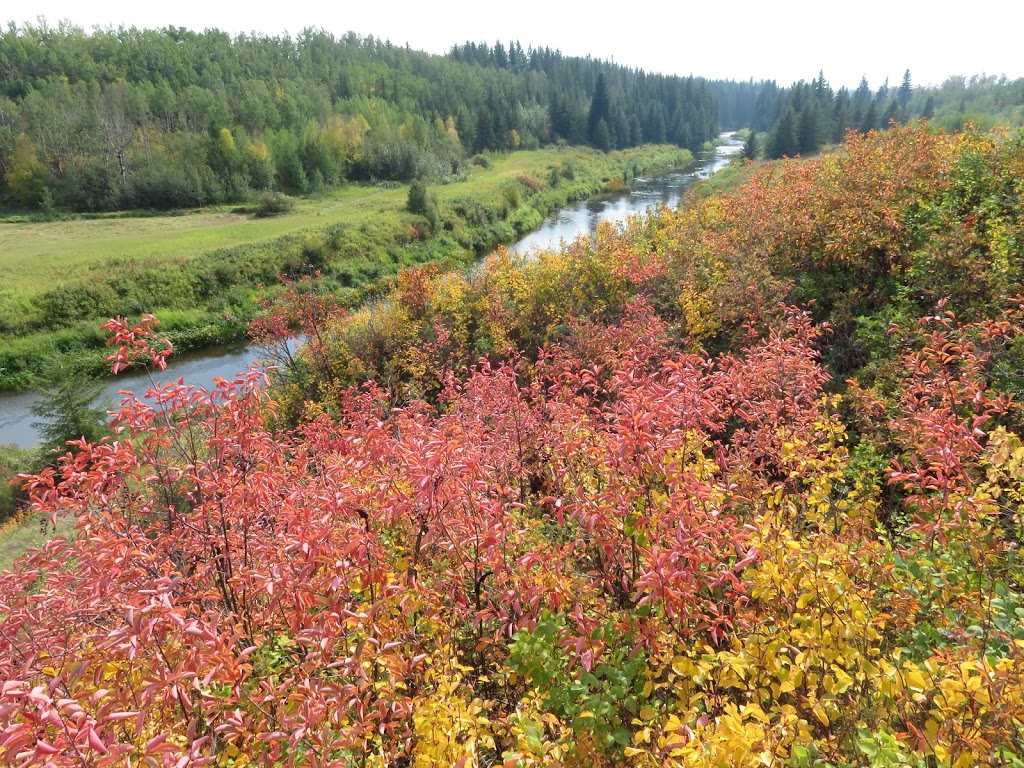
left=745, top=704, right=770, bottom=724
left=904, top=668, right=927, bottom=691
left=811, top=702, right=830, bottom=727
left=831, top=667, right=853, bottom=694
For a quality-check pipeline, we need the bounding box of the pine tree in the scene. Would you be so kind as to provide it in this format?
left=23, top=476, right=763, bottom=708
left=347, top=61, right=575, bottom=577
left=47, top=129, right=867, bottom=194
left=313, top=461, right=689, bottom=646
left=30, top=360, right=110, bottom=449
left=588, top=73, right=612, bottom=144
left=592, top=118, right=612, bottom=152
left=766, top=107, right=798, bottom=158
left=859, top=101, right=878, bottom=133
left=742, top=130, right=758, bottom=160
left=898, top=69, right=913, bottom=108
left=797, top=101, right=822, bottom=154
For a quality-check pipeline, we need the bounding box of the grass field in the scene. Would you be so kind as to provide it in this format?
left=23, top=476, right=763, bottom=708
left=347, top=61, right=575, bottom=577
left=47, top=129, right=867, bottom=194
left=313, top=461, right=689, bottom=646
left=0, top=184, right=404, bottom=294
left=0, top=144, right=692, bottom=392
left=0, top=147, right=611, bottom=295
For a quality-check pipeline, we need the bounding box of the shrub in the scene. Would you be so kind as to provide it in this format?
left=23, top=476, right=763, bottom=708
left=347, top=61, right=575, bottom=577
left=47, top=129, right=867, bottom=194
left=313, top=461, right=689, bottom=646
left=38, top=282, right=120, bottom=326
left=516, top=174, right=542, bottom=193
left=254, top=191, right=295, bottom=218
left=129, top=159, right=224, bottom=210
left=0, top=446, right=36, bottom=524
left=407, top=179, right=438, bottom=229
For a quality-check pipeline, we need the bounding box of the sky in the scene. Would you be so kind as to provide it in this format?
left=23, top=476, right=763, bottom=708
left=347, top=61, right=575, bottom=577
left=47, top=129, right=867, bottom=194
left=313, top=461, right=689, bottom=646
left=10, top=0, right=1023, bottom=91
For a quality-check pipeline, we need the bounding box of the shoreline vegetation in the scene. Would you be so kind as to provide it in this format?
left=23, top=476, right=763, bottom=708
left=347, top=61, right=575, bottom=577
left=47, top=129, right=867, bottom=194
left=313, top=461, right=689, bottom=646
left=0, top=143, right=692, bottom=392
left=1, top=123, right=1022, bottom=765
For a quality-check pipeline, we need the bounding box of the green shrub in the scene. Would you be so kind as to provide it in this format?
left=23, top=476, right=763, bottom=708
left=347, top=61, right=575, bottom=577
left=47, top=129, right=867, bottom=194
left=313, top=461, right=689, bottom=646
left=254, top=191, right=295, bottom=218
left=406, top=180, right=438, bottom=228
left=38, top=282, right=120, bottom=326
left=0, top=445, right=36, bottom=524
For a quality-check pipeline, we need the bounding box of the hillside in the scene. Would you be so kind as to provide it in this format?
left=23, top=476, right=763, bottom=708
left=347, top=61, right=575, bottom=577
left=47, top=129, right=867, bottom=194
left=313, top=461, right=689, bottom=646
left=0, top=123, right=1022, bottom=767
left=0, top=24, right=716, bottom=214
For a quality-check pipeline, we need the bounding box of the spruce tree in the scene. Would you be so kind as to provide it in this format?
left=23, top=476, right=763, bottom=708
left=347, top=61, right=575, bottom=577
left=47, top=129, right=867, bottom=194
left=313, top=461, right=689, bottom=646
left=797, top=101, right=822, bottom=154
left=898, top=69, right=913, bottom=108
left=592, top=118, right=613, bottom=152
left=767, top=107, right=798, bottom=158
left=742, top=130, right=758, bottom=160
left=588, top=73, right=612, bottom=144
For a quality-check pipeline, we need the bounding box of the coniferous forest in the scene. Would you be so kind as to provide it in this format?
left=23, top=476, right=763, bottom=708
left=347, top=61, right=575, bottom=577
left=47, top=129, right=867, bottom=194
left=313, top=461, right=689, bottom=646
left=1, top=20, right=1024, bottom=768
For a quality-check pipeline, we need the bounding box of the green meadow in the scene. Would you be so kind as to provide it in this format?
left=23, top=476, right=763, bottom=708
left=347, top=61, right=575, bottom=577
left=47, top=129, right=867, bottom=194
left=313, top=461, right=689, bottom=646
left=0, top=144, right=692, bottom=391
left=0, top=187, right=395, bottom=294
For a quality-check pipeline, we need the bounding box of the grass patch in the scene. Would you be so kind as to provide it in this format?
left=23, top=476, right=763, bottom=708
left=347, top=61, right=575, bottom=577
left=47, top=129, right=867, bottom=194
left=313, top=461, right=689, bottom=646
left=690, top=158, right=759, bottom=199
left=0, top=510, right=77, bottom=572
left=0, top=188, right=397, bottom=296
left=0, top=144, right=692, bottom=391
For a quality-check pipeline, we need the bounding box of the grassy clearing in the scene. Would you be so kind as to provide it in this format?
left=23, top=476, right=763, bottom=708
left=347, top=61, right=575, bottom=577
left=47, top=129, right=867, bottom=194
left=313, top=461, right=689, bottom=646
left=0, top=147, right=657, bottom=295
left=0, top=187, right=397, bottom=294
left=0, top=144, right=691, bottom=391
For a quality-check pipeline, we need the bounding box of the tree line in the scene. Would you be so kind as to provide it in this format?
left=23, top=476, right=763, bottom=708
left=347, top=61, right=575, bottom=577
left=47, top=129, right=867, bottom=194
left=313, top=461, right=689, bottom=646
left=6, top=21, right=1019, bottom=213
left=712, top=69, right=1024, bottom=159
left=0, top=23, right=719, bottom=213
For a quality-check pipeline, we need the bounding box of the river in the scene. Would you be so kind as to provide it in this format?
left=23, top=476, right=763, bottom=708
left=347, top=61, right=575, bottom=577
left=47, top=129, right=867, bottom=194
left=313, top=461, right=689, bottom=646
left=0, top=134, right=743, bottom=448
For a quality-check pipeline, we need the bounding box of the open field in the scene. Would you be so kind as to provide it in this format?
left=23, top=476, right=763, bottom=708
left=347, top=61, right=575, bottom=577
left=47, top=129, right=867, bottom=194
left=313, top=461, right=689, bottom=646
left=0, top=147, right=657, bottom=295
left=0, top=145, right=692, bottom=391
left=0, top=189, right=395, bottom=294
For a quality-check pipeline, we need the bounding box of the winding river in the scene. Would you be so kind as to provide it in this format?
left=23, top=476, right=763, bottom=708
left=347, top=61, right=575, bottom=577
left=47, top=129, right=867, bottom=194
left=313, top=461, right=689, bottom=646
left=0, top=134, right=743, bottom=447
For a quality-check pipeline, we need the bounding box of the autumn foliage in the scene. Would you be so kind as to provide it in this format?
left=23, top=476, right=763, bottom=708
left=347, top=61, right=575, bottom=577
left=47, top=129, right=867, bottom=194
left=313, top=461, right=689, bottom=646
left=2, top=124, right=1024, bottom=767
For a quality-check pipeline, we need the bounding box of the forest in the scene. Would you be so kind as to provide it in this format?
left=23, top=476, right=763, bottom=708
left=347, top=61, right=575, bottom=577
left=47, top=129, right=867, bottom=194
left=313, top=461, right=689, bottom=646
left=717, top=70, right=1024, bottom=161
left=0, top=24, right=717, bottom=213
left=1, top=117, right=1023, bottom=766
left=4, top=23, right=1024, bottom=214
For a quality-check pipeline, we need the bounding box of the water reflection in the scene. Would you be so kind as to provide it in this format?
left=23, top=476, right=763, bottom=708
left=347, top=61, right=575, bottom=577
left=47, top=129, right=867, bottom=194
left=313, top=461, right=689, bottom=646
left=508, top=139, right=742, bottom=256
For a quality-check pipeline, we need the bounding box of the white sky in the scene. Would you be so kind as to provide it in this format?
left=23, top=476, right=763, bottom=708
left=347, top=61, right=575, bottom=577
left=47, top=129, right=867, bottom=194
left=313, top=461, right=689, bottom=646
left=10, top=1, right=1023, bottom=91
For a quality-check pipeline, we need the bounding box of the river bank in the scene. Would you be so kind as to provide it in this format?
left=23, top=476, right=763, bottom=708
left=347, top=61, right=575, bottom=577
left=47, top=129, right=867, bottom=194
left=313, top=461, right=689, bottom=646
left=0, top=143, right=693, bottom=393
left=0, top=137, right=742, bottom=449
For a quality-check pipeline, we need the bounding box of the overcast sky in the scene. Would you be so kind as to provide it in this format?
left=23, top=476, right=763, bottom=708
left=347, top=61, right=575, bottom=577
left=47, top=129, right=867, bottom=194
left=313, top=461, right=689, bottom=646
left=11, top=1, right=1022, bottom=91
